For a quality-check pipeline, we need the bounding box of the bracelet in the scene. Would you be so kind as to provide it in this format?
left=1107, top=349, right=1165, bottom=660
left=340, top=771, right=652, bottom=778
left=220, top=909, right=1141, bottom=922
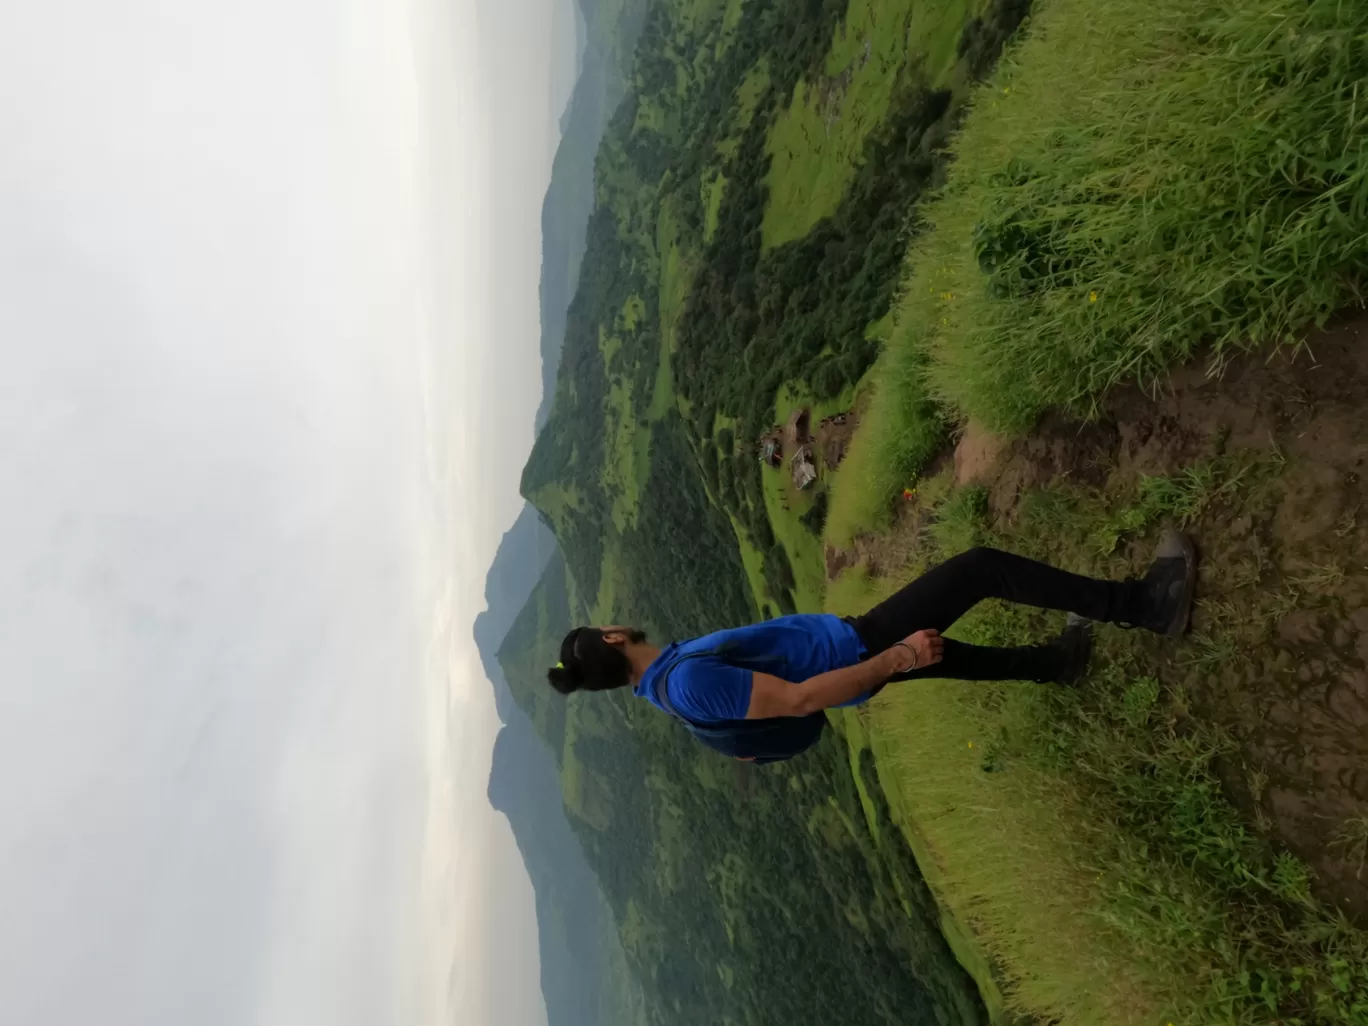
left=893, top=641, right=917, bottom=672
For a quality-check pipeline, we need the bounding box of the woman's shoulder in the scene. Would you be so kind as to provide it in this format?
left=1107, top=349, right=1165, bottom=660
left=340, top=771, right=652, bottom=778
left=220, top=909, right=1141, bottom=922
left=667, top=654, right=753, bottom=722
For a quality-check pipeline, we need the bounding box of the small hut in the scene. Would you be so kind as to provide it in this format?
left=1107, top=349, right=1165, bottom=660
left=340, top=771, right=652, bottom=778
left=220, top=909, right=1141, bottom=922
left=761, top=438, right=781, bottom=467
left=784, top=408, right=811, bottom=448
left=789, top=445, right=817, bottom=490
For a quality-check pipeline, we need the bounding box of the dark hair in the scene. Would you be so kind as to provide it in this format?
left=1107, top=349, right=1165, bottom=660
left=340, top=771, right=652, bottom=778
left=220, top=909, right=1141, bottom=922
left=547, top=627, right=642, bottom=695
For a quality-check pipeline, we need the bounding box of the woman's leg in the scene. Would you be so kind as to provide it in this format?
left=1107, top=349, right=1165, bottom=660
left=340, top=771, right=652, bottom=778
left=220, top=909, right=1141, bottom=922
left=849, top=535, right=1195, bottom=684
left=848, top=546, right=1139, bottom=654
left=885, top=636, right=1076, bottom=684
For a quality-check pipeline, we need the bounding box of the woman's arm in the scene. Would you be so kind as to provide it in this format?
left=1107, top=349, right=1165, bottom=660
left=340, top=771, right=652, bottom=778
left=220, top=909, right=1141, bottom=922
left=744, top=629, right=943, bottom=719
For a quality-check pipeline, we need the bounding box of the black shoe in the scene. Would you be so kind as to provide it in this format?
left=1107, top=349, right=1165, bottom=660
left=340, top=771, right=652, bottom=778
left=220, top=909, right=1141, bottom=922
left=1050, top=614, right=1093, bottom=686
left=1130, top=529, right=1199, bottom=637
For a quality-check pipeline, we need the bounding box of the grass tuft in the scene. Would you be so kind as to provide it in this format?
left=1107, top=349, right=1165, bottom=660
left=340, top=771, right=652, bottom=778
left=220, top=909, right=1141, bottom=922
left=817, top=0, right=1368, bottom=1018
left=842, top=0, right=1368, bottom=529
left=904, top=0, right=1368, bottom=433
left=836, top=472, right=1368, bottom=1024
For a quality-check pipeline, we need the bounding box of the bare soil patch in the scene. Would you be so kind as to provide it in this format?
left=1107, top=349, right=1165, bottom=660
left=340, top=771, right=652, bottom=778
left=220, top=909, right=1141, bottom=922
left=991, top=313, right=1368, bottom=920
left=953, top=420, right=1009, bottom=486
left=832, top=312, right=1368, bottom=921
left=816, top=410, right=860, bottom=471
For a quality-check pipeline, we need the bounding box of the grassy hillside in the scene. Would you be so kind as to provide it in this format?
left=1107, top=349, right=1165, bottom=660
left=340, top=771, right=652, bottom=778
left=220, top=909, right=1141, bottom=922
left=524, top=0, right=1030, bottom=620
left=488, top=707, right=643, bottom=1026
left=512, top=0, right=1038, bottom=1021
left=815, top=0, right=1368, bottom=1023
left=509, top=0, right=1368, bottom=1023
left=496, top=551, right=991, bottom=1026
left=536, top=0, right=651, bottom=428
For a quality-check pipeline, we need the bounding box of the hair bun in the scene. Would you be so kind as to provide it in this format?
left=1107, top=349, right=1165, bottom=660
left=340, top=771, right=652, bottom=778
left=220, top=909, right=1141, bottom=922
left=547, top=663, right=580, bottom=695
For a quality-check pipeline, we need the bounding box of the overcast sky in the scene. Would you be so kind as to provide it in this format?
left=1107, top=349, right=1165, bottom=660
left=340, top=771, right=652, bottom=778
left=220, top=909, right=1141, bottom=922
left=0, top=1, right=571, bottom=1024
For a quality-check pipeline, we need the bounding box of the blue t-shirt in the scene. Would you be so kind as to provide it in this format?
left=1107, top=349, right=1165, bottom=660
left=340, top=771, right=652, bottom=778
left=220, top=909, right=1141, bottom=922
left=634, top=614, right=867, bottom=725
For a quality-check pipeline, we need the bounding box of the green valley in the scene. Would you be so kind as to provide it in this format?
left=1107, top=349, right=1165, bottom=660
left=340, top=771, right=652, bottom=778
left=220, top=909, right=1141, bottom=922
left=489, top=0, right=1368, bottom=1022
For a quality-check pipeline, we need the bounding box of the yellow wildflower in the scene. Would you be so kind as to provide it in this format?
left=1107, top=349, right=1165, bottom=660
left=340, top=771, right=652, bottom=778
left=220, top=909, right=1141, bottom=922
left=967, top=742, right=974, bottom=749
left=1089, top=290, right=1099, bottom=303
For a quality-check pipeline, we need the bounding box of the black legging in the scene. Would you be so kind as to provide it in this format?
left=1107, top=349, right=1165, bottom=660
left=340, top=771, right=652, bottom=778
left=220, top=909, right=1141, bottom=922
left=848, top=547, right=1143, bottom=683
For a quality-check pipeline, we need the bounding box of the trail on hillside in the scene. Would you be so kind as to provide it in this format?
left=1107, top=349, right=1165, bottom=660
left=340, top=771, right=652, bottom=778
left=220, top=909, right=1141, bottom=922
left=967, top=312, right=1368, bottom=921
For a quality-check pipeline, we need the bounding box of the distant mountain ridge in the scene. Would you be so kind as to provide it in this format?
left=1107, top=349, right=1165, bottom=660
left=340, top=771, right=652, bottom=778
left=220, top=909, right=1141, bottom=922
left=474, top=505, right=557, bottom=724
left=535, top=0, right=647, bottom=429
left=486, top=698, right=615, bottom=1026
left=478, top=0, right=1013, bottom=1018
left=474, top=0, right=650, bottom=1022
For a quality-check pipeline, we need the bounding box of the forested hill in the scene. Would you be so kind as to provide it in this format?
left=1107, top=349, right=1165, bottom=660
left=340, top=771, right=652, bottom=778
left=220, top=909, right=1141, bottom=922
left=477, top=0, right=652, bottom=681
left=486, top=702, right=641, bottom=1026
left=493, top=0, right=1037, bottom=1020
left=522, top=0, right=1031, bottom=623
left=494, top=547, right=988, bottom=1026
left=474, top=505, right=557, bottom=722
left=474, top=0, right=650, bottom=1022
left=535, top=0, right=650, bottom=429
left=476, top=0, right=649, bottom=697
left=480, top=535, right=645, bottom=1026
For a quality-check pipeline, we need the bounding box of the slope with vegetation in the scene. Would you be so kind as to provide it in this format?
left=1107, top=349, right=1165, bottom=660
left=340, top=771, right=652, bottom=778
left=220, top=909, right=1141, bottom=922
left=495, top=551, right=990, bottom=1026
left=476, top=0, right=649, bottom=1020
left=818, top=0, right=1368, bottom=1023
left=501, top=0, right=1368, bottom=1022
left=503, top=0, right=1040, bottom=1022
left=535, top=0, right=651, bottom=427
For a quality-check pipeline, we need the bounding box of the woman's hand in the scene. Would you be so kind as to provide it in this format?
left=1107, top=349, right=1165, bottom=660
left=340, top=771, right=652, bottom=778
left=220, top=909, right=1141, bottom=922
left=889, top=629, right=944, bottom=673
left=748, top=632, right=947, bottom=719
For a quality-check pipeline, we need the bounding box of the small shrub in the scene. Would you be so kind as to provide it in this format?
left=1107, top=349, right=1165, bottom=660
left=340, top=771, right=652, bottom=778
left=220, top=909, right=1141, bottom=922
left=799, top=490, right=829, bottom=536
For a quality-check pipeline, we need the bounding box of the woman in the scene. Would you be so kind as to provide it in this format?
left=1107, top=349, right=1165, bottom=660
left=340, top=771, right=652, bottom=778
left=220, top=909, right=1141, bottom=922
left=547, top=532, right=1197, bottom=758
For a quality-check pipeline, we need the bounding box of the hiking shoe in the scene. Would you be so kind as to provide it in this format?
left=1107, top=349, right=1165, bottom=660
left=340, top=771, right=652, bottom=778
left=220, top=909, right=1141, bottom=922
left=1131, top=529, right=1199, bottom=638
left=1051, top=614, right=1093, bottom=686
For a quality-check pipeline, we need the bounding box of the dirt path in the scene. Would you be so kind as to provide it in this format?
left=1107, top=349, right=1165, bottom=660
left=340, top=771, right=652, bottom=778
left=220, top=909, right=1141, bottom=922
left=968, top=312, right=1368, bottom=921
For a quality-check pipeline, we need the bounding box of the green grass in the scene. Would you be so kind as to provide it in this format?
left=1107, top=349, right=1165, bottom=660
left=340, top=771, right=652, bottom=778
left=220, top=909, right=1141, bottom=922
left=759, top=464, right=826, bottom=612
left=761, top=0, right=971, bottom=248
left=824, top=560, right=880, bottom=619
left=835, top=708, right=1013, bottom=1024
left=831, top=467, right=1368, bottom=1025
left=716, top=60, right=770, bottom=161
left=526, top=481, right=586, bottom=523
left=731, top=514, right=780, bottom=616
left=731, top=377, right=867, bottom=615
left=713, top=0, right=746, bottom=57
left=590, top=548, right=627, bottom=623
left=620, top=293, right=646, bottom=331
left=771, top=377, right=858, bottom=428
left=673, top=0, right=728, bottom=38
left=823, top=376, right=945, bottom=546
left=596, top=191, right=701, bottom=534
left=889, top=0, right=1368, bottom=435
left=702, top=58, right=769, bottom=243
left=655, top=195, right=693, bottom=413
left=702, top=172, right=726, bottom=241
left=830, top=0, right=1368, bottom=540
left=601, top=377, right=646, bottom=530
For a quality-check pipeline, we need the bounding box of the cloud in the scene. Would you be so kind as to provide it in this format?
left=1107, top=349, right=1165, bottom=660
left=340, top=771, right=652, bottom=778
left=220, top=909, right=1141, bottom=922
left=0, top=0, right=569, bottom=1016
left=0, top=0, right=555, bottom=1022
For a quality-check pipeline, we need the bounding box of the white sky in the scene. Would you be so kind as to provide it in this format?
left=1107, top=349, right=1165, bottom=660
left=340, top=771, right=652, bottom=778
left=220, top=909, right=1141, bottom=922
left=0, top=1, right=567, bottom=1024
